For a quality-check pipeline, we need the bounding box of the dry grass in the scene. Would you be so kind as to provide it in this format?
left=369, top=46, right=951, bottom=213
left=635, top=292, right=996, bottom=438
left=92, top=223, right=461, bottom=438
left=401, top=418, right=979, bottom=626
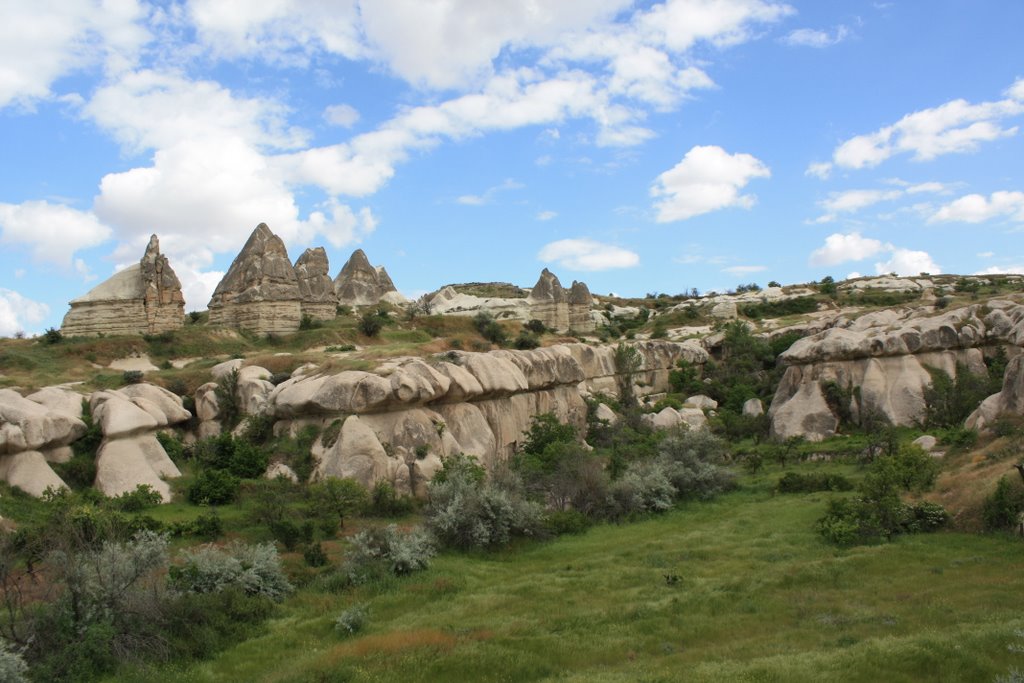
left=926, top=435, right=1024, bottom=530
left=325, top=628, right=457, bottom=661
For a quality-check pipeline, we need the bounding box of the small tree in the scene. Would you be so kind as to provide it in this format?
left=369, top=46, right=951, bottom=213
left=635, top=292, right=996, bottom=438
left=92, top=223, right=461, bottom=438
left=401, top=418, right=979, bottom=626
left=613, top=343, right=643, bottom=409
left=358, top=310, right=384, bottom=337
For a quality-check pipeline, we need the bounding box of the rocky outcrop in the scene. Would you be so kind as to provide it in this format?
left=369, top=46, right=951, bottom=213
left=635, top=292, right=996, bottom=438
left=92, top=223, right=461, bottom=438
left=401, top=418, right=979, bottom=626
left=527, top=269, right=594, bottom=333
left=769, top=301, right=1024, bottom=440
left=294, top=247, right=337, bottom=321
left=268, top=340, right=706, bottom=495
left=0, top=388, right=86, bottom=495
left=208, top=223, right=303, bottom=334
left=428, top=286, right=532, bottom=320
left=334, top=249, right=402, bottom=307
left=90, top=384, right=189, bottom=502
left=61, top=234, right=184, bottom=336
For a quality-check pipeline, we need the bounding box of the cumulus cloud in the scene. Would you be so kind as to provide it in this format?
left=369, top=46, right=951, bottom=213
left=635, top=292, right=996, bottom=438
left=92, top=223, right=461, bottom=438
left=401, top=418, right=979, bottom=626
left=814, top=183, right=948, bottom=222
left=874, top=248, right=940, bottom=276
left=651, top=145, right=770, bottom=222
left=929, top=191, right=1024, bottom=224
left=538, top=238, right=639, bottom=271
left=809, top=232, right=886, bottom=266
left=829, top=83, right=1024, bottom=169
left=782, top=25, right=850, bottom=48
left=324, top=104, right=360, bottom=128
left=0, top=201, right=112, bottom=267
left=975, top=265, right=1024, bottom=275
left=722, top=265, right=767, bottom=275
left=0, top=288, right=50, bottom=337
left=0, top=0, right=150, bottom=109
left=809, top=232, right=940, bottom=276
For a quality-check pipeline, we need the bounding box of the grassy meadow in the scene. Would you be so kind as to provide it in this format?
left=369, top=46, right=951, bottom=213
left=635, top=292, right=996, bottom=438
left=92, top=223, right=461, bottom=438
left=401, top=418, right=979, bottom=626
left=108, top=462, right=1024, bottom=683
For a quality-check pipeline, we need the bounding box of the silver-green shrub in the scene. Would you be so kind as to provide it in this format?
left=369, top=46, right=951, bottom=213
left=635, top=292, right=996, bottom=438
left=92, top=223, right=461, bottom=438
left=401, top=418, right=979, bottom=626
left=171, top=542, right=292, bottom=601
left=0, top=639, right=29, bottom=683
left=425, top=471, right=543, bottom=550
left=346, top=525, right=434, bottom=583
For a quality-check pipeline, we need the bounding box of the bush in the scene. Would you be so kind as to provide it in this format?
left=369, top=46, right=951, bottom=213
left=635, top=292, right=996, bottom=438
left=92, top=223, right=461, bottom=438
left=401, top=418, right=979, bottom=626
left=304, top=542, right=329, bottom=567
left=425, top=467, right=542, bottom=550
left=345, top=525, right=435, bottom=583
left=656, top=428, right=735, bottom=500
left=188, top=468, right=241, bottom=505
left=982, top=476, right=1024, bottom=531
left=163, top=588, right=274, bottom=661
left=0, top=639, right=29, bottom=683
left=543, top=509, right=592, bottom=535
left=514, top=330, right=540, bottom=349
left=358, top=311, right=384, bottom=337
left=473, top=312, right=507, bottom=346
left=872, top=444, right=940, bottom=493
left=156, top=430, right=186, bottom=464
left=43, top=327, right=63, bottom=344
left=607, top=459, right=676, bottom=518
left=214, top=368, right=242, bottom=429
left=110, top=484, right=163, bottom=512
left=192, top=432, right=269, bottom=479
left=335, top=604, right=368, bottom=636
left=369, top=481, right=415, bottom=517
left=924, top=364, right=993, bottom=429
left=170, top=541, right=292, bottom=601
left=525, top=319, right=547, bottom=335
left=309, top=478, right=370, bottom=523
left=777, top=472, right=854, bottom=493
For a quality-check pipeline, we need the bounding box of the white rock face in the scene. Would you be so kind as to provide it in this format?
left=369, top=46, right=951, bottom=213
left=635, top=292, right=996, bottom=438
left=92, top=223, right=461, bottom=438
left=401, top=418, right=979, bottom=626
left=0, top=388, right=86, bottom=455
left=912, top=435, right=938, bottom=451
left=711, top=302, right=738, bottom=320
left=685, top=394, right=718, bottom=410
left=742, top=398, right=764, bottom=417
left=265, top=462, right=299, bottom=482
left=594, top=403, right=619, bottom=425
left=0, top=451, right=68, bottom=496
left=94, top=434, right=180, bottom=502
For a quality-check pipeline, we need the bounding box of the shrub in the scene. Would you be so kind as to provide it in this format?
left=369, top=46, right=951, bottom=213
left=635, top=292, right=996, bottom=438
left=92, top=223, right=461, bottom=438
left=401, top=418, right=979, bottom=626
left=345, top=525, right=435, bottom=582
left=872, top=444, right=940, bottom=493
left=425, top=468, right=542, bottom=550
left=121, top=370, right=144, bottom=385
left=304, top=542, right=329, bottom=567
left=43, top=327, right=63, bottom=344
left=358, top=311, right=384, bottom=337
left=924, top=364, right=993, bottom=429
left=607, top=459, right=676, bottom=518
left=192, top=432, right=269, bottom=479
left=432, top=452, right=486, bottom=486
left=525, top=319, right=547, bottom=335
left=188, top=311, right=202, bottom=323
left=369, top=481, right=415, bottom=517
left=156, top=430, right=186, bottom=464
left=473, top=312, right=507, bottom=346
left=170, top=541, right=292, bottom=601
left=982, top=476, right=1024, bottom=531
left=335, top=604, right=368, bottom=636
left=214, top=368, right=242, bottom=429
left=777, top=472, right=854, bottom=493
left=309, top=478, right=370, bottom=522
left=514, top=331, right=540, bottom=349
left=299, top=314, right=320, bottom=330
left=656, top=428, right=735, bottom=500
left=543, top=509, right=592, bottom=535
left=0, top=639, right=29, bottom=683
left=188, top=468, right=241, bottom=505
left=192, top=510, right=224, bottom=539
left=110, top=484, right=163, bottom=512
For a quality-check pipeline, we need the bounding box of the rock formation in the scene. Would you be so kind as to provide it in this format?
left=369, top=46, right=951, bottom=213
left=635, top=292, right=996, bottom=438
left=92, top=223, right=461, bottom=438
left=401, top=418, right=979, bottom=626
left=0, top=387, right=85, bottom=496
left=294, top=247, right=337, bottom=321
left=334, top=249, right=403, bottom=306
left=267, top=340, right=706, bottom=495
left=568, top=280, right=596, bottom=332
left=528, top=268, right=571, bottom=331
left=768, top=301, right=1024, bottom=441
left=61, top=235, right=185, bottom=336
left=208, top=224, right=303, bottom=334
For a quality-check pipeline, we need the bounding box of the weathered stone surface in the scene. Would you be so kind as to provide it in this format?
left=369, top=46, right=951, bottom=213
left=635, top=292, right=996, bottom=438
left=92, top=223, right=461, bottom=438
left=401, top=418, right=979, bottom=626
left=25, top=386, right=86, bottom=418
left=118, top=384, right=191, bottom=424
left=742, top=398, right=764, bottom=417
left=433, top=403, right=498, bottom=467
left=528, top=268, right=570, bottom=332
left=913, top=435, right=938, bottom=451
left=94, top=434, right=180, bottom=502
left=208, top=223, right=302, bottom=334
left=265, top=462, right=298, bottom=482
left=685, top=394, right=718, bottom=410
left=769, top=373, right=838, bottom=442
left=62, top=234, right=185, bottom=336
left=294, top=247, right=337, bottom=321
left=334, top=249, right=401, bottom=306
left=710, top=301, right=738, bottom=320
left=679, top=407, right=709, bottom=431
left=91, top=391, right=160, bottom=437
left=0, top=388, right=86, bottom=455
left=428, top=286, right=532, bottom=321
left=594, top=402, right=619, bottom=425
left=0, top=451, right=67, bottom=497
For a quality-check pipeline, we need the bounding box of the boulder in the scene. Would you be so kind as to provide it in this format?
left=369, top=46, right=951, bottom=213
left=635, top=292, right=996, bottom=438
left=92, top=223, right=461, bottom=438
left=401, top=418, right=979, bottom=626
left=25, top=386, right=86, bottom=418
left=117, top=384, right=191, bottom=424
left=0, top=388, right=86, bottom=455
left=94, top=434, right=180, bottom=502
left=711, top=302, right=738, bottom=320
left=912, top=435, right=939, bottom=452
left=679, top=407, right=709, bottom=431
left=90, top=391, right=160, bottom=438
left=265, top=462, right=299, bottom=483
left=594, top=402, right=619, bottom=425
left=0, top=451, right=68, bottom=497
left=742, top=398, right=764, bottom=417
left=208, top=223, right=303, bottom=334
left=334, top=249, right=400, bottom=307
left=313, top=415, right=392, bottom=487
left=685, top=394, right=718, bottom=410
left=61, top=234, right=185, bottom=336
left=294, top=247, right=337, bottom=321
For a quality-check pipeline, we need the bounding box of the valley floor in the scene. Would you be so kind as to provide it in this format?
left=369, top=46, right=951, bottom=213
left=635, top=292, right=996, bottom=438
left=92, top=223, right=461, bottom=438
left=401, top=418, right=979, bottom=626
left=109, top=464, right=1024, bottom=683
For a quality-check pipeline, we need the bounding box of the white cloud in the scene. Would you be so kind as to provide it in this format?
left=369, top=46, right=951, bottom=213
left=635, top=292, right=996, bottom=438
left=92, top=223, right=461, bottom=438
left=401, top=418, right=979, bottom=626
left=651, top=145, right=770, bottom=222
left=830, top=83, right=1024, bottom=169
left=809, top=232, right=940, bottom=276
left=0, top=201, right=112, bottom=267
left=0, top=0, right=150, bottom=109
left=324, top=104, right=360, bottom=128
left=537, top=211, right=558, bottom=221
left=0, top=288, right=50, bottom=337
left=538, top=238, right=639, bottom=271
left=456, top=179, right=524, bottom=206
left=805, top=161, right=832, bottom=179
left=782, top=25, right=850, bottom=48
left=977, top=251, right=995, bottom=258
left=809, top=232, right=886, bottom=266
left=815, top=183, right=949, bottom=222
left=1007, top=78, right=1024, bottom=102
left=874, top=248, right=940, bottom=276
left=722, top=265, right=767, bottom=275
left=975, top=265, right=1024, bottom=275
left=929, top=191, right=1024, bottom=224
left=638, top=0, right=794, bottom=52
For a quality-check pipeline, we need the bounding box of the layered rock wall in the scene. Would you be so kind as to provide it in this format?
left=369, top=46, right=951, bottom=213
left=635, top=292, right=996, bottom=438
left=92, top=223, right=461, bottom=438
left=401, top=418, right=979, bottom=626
left=267, top=340, right=706, bottom=495
left=294, top=247, right=337, bottom=321
left=62, top=235, right=184, bottom=336
left=769, top=301, right=1024, bottom=440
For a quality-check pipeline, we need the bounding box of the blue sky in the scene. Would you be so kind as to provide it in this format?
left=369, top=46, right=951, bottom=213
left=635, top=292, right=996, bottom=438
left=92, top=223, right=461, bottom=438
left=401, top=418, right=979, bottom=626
left=1, top=0, right=1023, bottom=335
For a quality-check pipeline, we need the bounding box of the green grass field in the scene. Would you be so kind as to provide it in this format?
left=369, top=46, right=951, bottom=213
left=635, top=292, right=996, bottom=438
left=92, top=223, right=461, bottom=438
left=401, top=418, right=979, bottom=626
left=108, top=464, right=1024, bottom=683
